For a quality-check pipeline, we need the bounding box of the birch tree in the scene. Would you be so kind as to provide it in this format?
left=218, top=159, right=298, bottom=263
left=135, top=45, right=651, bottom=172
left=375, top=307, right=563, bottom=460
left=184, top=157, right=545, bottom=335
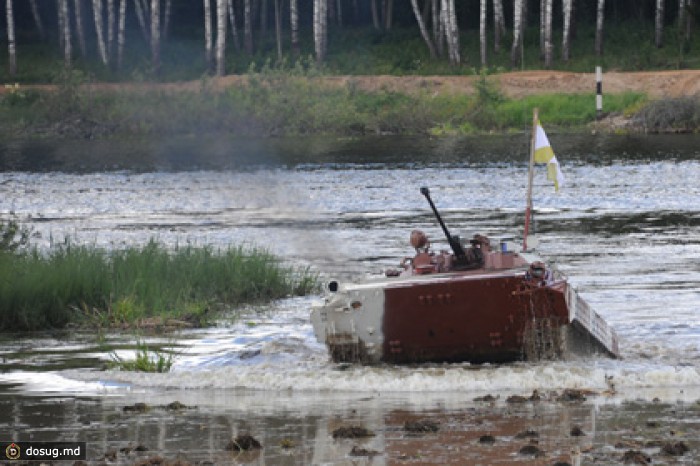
left=133, top=0, right=149, bottom=42
left=595, top=0, right=605, bottom=56
left=93, top=0, right=109, bottom=65
left=274, top=0, right=282, bottom=60
left=479, top=0, right=487, bottom=67
left=655, top=0, right=664, bottom=48
left=562, top=0, right=572, bottom=61
left=493, top=0, right=506, bottom=53
left=6, top=0, right=16, bottom=77
left=215, top=0, right=226, bottom=76
left=410, top=0, right=436, bottom=58
left=150, top=0, right=160, bottom=74
left=244, top=0, right=253, bottom=54
left=511, top=0, right=524, bottom=67
left=441, top=0, right=460, bottom=65
left=370, top=0, right=379, bottom=30
left=74, top=0, right=87, bottom=57
left=204, top=0, right=213, bottom=70
left=117, top=0, right=127, bottom=69
left=432, top=0, right=444, bottom=57
left=107, top=0, right=115, bottom=59
left=290, top=0, right=299, bottom=56
left=163, top=0, right=171, bottom=39
left=544, top=0, right=553, bottom=67
left=384, top=0, right=393, bottom=31
left=314, top=0, right=328, bottom=63
left=60, top=0, right=72, bottom=67
left=30, top=0, right=45, bottom=40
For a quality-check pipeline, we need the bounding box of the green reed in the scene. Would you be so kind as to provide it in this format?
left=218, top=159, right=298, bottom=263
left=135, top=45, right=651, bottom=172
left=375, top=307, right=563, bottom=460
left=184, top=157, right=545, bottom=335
left=0, top=240, right=318, bottom=331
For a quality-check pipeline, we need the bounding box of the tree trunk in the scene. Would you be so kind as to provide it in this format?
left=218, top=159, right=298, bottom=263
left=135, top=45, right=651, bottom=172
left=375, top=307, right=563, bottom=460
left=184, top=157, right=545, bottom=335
left=107, top=0, right=115, bottom=60
left=370, top=0, right=380, bottom=30
left=215, top=0, right=226, bottom=76
left=410, top=0, right=436, bottom=58
left=260, top=0, right=267, bottom=36
left=274, top=0, right=282, bottom=60
left=544, top=0, right=553, bottom=67
left=655, top=0, right=664, bottom=48
left=441, top=0, right=459, bottom=65
left=163, top=0, right=171, bottom=40
left=480, top=0, right=487, bottom=67
left=58, top=0, right=66, bottom=51
left=290, top=0, right=299, bottom=56
left=227, top=0, right=240, bottom=51
left=61, top=0, right=72, bottom=67
left=321, top=0, right=328, bottom=61
left=150, top=0, right=160, bottom=75
left=314, top=0, right=328, bottom=63
left=244, top=0, right=253, bottom=54
left=118, top=0, right=126, bottom=69
left=539, top=0, right=545, bottom=59
left=133, top=0, right=150, bottom=42
left=511, top=0, right=523, bottom=67
left=595, top=0, right=605, bottom=56
left=74, top=0, right=87, bottom=57
left=6, top=0, right=16, bottom=76
left=493, top=0, right=506, bottom=53
left=432, top=0, right=443, bottom=57
left=384, top=0, right=393, bottom=31
left=336, top=0, right=342, bottom=26
left=204, top=0, right=213, bottom=70
left=685, top=0, right=694, bottom=41
left=93, top=0, right=109, bottom=64
left=30, top=0, right=46, bottom=40
left=562, top=0, right=572, bottom=61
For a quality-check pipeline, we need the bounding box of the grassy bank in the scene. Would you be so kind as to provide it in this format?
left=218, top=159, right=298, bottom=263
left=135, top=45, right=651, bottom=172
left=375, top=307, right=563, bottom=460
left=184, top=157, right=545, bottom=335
left=0, top=67, right=655, bottom=139
left=0, top=237, right=318, bottom=332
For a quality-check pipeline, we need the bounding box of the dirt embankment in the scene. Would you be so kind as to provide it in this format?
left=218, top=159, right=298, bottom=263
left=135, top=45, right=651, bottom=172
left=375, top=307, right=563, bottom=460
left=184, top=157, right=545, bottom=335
left=4, top=70, right=700, bottom=98
left=319, top=70, right=700, bottom=99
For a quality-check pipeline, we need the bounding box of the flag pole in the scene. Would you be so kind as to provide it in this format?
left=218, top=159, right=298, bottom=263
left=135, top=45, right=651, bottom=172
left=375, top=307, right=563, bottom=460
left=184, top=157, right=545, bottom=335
left=523, top=107, right=538, bottom=252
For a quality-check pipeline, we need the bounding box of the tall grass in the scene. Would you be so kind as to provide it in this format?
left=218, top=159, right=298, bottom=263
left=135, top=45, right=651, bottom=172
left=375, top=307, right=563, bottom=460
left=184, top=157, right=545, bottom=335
left=0, top=240, right=318, bottom=331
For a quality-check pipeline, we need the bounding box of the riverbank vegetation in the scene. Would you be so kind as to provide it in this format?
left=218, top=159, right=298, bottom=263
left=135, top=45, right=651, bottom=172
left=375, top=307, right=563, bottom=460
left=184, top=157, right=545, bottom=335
left=0, top=66, right=655, bottom=138
left=0, top=221, right=318, bottom=331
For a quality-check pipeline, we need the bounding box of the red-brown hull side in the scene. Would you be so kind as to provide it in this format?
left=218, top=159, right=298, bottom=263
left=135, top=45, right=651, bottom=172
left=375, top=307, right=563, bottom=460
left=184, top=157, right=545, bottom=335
left=382, top=274, right=569, bottom=364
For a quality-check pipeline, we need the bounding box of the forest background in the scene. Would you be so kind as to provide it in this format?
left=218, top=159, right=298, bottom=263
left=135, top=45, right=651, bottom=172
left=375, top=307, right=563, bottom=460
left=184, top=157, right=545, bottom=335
left=2, top=0, right=700, bottom=137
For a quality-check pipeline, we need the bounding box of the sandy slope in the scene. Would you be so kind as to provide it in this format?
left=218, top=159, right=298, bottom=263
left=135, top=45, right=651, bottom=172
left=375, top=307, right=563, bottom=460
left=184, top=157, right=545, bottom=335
left=5, top=70, right=700, bottom=99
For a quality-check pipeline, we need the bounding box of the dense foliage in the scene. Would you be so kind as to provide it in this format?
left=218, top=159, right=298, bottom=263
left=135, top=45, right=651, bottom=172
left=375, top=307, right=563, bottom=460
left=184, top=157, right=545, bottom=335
left=2, top=0, right=699, bottom=82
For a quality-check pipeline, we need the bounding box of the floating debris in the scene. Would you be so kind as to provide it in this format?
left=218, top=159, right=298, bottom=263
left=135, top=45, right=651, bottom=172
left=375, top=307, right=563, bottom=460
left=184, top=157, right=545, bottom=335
left=120, top=444, right=149, bottom=454
left=349, top=445, right=380, bottom=457
left=515, top=429, right=539, bottom=439
left=621, top=449, right=651, bottom=464
left=166, top=401, right=188, bottom=411
left=557, top=389, right=592, bottom=403
left=123, top=402, right=149, bottom=413
left=662, top=441, right=689, bottom=456
left=518, top=444, right=545, bottom=457
left=404, top=420, right=439, bottom=433
left=225, top=434, right=263, bottom=451
left=279, top=439, right=295, bottom=449
left=332, top=426, right=375, bottom=439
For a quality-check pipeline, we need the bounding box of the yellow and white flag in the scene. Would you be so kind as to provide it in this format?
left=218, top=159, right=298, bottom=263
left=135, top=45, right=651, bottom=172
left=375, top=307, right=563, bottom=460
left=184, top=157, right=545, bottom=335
left=533, top=122, right=565, bottom=191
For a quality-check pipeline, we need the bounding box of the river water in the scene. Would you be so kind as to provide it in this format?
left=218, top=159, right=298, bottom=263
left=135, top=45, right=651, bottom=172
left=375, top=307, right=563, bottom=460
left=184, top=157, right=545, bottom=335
left=1, top=134, right=700, bottom=464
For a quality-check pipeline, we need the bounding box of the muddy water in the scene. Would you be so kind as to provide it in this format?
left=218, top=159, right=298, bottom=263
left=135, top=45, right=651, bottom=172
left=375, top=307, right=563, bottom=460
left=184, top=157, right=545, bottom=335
left=1, top=134, right=700, bottom=464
